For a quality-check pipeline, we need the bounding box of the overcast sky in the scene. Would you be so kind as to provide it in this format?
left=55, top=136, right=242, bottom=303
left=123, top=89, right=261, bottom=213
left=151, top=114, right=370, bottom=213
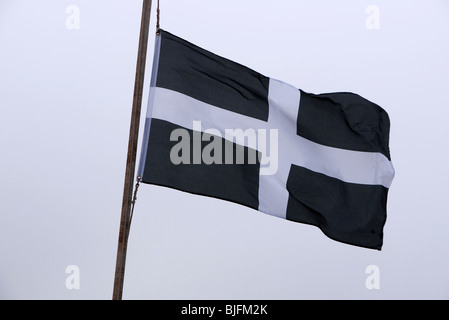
left=1, top=0, right=449, bottom=300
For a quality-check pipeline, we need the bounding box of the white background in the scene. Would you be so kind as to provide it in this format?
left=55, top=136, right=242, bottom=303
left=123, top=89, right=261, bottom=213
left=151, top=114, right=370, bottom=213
left=1, top=0, right=448, bottom=299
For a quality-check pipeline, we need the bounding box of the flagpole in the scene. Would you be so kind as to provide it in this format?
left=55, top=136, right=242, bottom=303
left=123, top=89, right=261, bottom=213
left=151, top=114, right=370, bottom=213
left=113, top=0, right=152, bottom=300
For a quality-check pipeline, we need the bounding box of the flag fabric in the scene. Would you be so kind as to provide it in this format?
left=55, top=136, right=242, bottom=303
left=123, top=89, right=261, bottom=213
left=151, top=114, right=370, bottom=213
left=137, top=30, right=395, bottom=250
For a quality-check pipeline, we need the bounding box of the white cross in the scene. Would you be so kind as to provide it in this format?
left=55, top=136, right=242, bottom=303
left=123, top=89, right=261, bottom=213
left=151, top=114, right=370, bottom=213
left=149, top=79, right=395, bottom=219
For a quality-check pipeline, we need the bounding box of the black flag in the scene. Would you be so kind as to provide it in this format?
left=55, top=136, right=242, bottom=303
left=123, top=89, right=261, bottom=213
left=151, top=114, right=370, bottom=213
left=138, top=30, right=395, bottom=250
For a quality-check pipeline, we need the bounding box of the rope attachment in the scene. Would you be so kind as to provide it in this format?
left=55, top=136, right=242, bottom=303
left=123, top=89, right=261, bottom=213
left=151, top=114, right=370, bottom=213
left=127, top=175, right=142, bottom=237
left=156, top=0, right=161, bottom=34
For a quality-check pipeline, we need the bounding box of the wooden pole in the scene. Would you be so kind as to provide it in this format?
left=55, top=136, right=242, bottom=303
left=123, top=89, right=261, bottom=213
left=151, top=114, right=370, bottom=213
left=113, top=0, right=152, bottom=300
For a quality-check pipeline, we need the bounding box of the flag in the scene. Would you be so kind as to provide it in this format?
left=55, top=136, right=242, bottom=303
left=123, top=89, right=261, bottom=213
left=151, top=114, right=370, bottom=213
left=137, top=30, right=395, bottom=250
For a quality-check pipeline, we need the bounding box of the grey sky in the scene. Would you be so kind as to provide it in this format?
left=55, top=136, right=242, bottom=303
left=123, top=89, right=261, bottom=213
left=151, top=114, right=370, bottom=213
left=1, top=0, right=448, bottom=299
